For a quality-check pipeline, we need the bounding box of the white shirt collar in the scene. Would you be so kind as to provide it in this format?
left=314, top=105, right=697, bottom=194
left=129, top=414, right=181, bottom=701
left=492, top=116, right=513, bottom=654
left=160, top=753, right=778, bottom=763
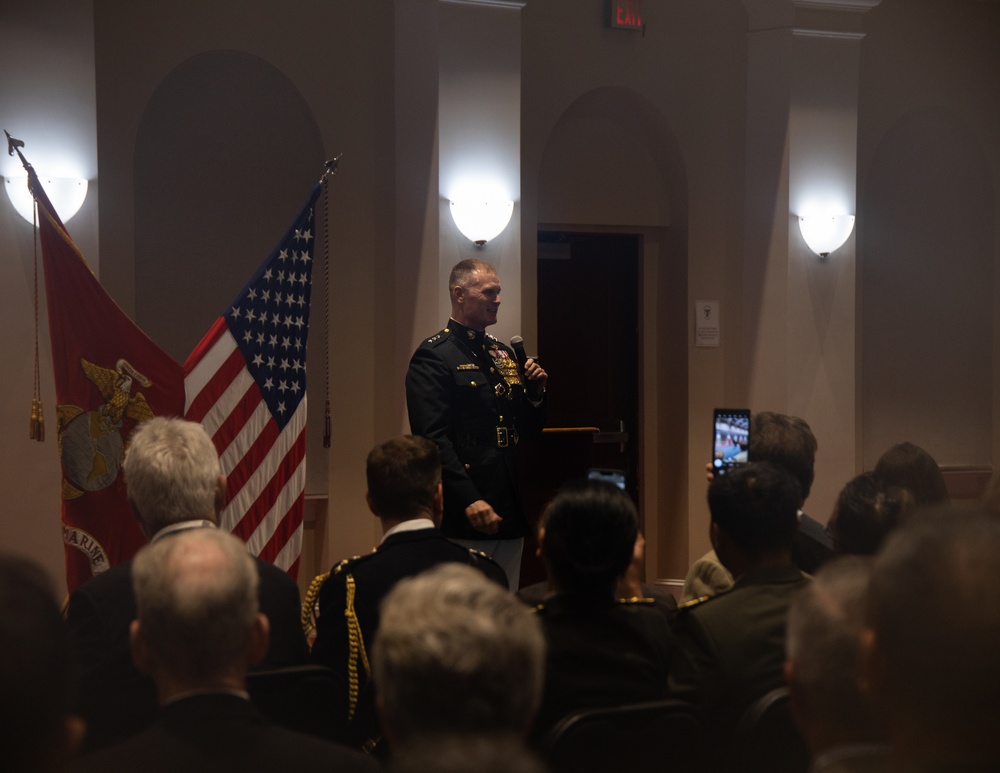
left=381, top=518, right=436, bottom=544
left=151, top=520, right=217, bottom=543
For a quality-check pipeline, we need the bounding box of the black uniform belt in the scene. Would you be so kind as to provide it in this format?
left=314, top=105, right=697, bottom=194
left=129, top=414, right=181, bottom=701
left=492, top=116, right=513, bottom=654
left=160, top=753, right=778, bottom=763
left=455, top=427, right=519, bottom=449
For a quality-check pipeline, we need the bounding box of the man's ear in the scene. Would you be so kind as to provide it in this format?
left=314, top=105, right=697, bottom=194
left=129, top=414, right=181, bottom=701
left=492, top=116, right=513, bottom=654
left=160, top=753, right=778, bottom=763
left=431, top=483, right=444, bottom=527
left=709, top=521, right=722, bottom=551
left=536, top=527, right=546, bottom=558
left=858, top=625, right=881, bottom=698
left=784, top=660, right=800, bottom=708
left=247, top=613, right=271, bottom=668
left=214, top=475, right=227, bottom=517
left=130, top=619, right=152, bottom=676
left=45, top=715, right=86, bottom=773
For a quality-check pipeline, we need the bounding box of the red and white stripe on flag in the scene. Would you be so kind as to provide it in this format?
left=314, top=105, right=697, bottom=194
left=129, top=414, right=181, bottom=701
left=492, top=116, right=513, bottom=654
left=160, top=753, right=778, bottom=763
left=183, top=184, right=321, bottom=578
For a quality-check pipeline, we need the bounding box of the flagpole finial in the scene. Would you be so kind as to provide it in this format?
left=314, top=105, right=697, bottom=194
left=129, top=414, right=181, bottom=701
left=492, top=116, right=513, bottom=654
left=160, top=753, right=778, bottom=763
left=322, top=155, right=342, bottom=182
left=5, top=130, right=25, bottom=157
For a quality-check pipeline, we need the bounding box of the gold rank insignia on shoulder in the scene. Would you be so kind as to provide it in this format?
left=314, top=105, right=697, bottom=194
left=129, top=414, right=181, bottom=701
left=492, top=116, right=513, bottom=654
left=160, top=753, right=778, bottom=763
left=332, top=557, right=352, bottom=575
left=617, top=596, right=656, bottom=605
left=678, top=595, right=711, bottom=609
left=457, top=363, right=478, bottom=371
left=427, top=333, right=442, bottom=343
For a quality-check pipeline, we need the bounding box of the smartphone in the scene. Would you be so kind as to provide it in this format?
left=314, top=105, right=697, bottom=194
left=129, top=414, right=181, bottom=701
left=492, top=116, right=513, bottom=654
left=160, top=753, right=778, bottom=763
left=712, top=408, right=750, bottom=475
left=587, top=468, right=627, bottom=490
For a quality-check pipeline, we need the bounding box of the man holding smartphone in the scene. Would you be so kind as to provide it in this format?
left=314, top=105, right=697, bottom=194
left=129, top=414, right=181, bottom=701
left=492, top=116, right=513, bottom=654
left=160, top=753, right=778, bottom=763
left=682, top=410, right=833, bottom=602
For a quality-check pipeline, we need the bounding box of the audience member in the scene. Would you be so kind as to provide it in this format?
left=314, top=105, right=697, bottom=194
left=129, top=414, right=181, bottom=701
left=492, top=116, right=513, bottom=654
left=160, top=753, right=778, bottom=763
left=826, top=473, right=913, bottom=556
left=871, top=441, right=949, bottom=507
left=786, top=556, right=889, bottom=772
left=73, top=529, right=376, bottom=773
left=372, top=563, right=545, bottom=751
left=861, top=507, right=1000, bottom=772
left=1, top=554, right=84, bottom=773
left=65, top=417, right=307, bottom=751
left=519, top=530, right=678, bottom=619
left=527, top=479, right=674, bottom=745
left=309, top=435, right=507, bottom=745
left=389, top=736, right=547, bottom=773
left=670, top=462, right=809, bottom=765
left=681, top=411, right=831, bottom=603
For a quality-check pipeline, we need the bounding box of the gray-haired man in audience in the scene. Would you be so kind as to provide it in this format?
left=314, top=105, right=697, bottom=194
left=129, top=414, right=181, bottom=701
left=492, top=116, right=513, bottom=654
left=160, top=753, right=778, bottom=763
left=861, top=507, right=1000, bottom=772
left=73, top=528, right=377, bottom=773
left=785, top=556, right=888, bottom=772
left=66, top=417, right=307, bottom=751
left=373, top=562, right=546, bottom=755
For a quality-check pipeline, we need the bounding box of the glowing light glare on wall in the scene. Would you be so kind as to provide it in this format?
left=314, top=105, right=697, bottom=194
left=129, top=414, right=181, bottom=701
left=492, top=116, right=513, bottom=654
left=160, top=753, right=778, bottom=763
left=4, top=175, right=89, bottom=224
left=798, top=214, right=855, bottom=259
left=449, top=197, right=514, bottom=246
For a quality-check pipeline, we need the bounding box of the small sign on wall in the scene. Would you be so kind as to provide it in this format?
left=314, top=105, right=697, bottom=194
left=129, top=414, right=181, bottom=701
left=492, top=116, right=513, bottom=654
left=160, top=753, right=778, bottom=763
left=695, top=300, right=720, bottom=347
left=609, top=0, right=643, bottom=31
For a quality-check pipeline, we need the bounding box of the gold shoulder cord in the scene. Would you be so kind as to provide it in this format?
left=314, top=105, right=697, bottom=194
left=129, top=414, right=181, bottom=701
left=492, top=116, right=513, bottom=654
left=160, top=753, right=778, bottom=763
left=301, top=571, right=330, bottom=646
left=345, top=574, right=370, bottom=720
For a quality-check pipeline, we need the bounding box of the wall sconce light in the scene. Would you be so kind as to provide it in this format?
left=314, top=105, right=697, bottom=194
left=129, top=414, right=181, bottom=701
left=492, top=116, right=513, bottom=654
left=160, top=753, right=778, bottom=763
left=798, top=214, right=855, bottom=259
left=449, top=197, right=514, bottom=246
left=4, top=175, right=89, bottom=224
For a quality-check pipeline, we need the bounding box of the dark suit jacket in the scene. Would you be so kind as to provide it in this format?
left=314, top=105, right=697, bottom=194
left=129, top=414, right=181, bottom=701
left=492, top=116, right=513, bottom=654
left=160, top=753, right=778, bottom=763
left=71, top=692, right=379, bottom=773
left=405, top=319, right=546, bottom=540
left=310, top=526, right=508, bottom=745
left=529, top=595, right=675, bottom=746
left=792, top=512, right=835, bottom=574
left=668, top=564, right=809, bottom=762
left=66, top=554, right=308, bottom=752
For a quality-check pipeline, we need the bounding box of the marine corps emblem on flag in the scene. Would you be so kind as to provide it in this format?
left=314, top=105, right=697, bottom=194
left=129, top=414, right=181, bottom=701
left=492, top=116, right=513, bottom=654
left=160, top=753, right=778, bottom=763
left=57, top=358, right=156, bottom=499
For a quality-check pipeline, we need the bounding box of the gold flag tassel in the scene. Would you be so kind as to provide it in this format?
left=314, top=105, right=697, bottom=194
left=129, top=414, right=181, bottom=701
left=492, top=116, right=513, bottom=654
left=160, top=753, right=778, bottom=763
left=29, top=196, right=44, bottom=442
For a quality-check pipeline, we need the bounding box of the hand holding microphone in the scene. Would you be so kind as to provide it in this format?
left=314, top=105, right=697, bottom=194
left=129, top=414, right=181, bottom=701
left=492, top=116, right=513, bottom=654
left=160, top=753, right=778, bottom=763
left=510, top=335, right=547, bottom=401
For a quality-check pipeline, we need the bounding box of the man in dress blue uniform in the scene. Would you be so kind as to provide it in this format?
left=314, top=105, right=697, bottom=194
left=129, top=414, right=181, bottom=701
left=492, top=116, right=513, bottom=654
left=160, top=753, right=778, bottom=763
left=406, top=259, right=548, bottom=590
left=309, top=435, right=507, bottom=747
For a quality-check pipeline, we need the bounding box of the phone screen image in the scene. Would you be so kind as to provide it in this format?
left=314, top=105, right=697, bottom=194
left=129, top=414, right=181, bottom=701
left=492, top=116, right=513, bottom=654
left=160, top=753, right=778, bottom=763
left=712, top=409, right=750, bottom=475
left=587, top=468, right=627, bottom=490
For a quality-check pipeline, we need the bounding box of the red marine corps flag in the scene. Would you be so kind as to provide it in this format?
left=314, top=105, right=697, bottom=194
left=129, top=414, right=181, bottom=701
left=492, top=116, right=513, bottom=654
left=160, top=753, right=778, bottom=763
left=15, top=134, right=332, bottom=590
left=24, top=162, right=184, bottom=593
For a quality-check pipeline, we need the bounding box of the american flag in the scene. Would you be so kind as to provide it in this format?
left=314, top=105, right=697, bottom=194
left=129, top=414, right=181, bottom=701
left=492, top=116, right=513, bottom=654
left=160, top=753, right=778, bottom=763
left=183, top=184, right=321, bottom=577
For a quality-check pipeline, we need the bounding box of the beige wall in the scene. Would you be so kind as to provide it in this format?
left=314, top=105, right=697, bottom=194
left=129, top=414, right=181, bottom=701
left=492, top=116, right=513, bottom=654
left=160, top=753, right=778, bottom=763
left=2, top=0, right=998, bottom=595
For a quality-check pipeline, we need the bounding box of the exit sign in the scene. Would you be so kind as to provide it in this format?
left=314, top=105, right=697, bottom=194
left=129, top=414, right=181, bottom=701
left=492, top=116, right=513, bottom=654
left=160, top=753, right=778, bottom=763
left=610, top=0, right=643, bottom=30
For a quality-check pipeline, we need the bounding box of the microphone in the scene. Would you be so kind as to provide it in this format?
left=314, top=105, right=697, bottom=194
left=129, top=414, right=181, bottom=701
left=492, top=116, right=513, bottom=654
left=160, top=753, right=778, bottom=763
left=510, top=335, right=529, bottom=371
left=510, top=336, right=541, bottom=400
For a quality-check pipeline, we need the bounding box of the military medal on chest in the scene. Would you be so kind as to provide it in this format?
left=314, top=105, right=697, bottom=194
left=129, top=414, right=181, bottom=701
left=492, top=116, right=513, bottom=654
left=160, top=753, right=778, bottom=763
left=488, top=346, right=522, bottom=396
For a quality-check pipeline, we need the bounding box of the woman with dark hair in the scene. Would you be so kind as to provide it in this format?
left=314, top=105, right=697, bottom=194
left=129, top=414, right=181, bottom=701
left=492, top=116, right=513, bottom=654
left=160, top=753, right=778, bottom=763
left=528, top=480, right=673, bottom=745
left=871, top=442, right=949, bottom=508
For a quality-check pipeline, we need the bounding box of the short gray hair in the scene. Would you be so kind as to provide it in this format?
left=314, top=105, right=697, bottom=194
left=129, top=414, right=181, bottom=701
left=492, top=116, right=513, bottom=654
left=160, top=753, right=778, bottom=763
left=132, top=528, right=258, bottom=682
left=865, top=507, right=1000, bottom=734
left=786, top=556, right=874, bottom=734
left=449, top=259, right=496, bottom=295
left=123, top=417, right=223, bottom=536
left=373, top=563, right=545, bottom=745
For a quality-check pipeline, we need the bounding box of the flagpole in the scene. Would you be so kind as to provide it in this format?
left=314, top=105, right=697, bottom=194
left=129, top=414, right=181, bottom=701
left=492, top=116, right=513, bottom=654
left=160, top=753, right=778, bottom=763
left=6, top=131, right=47, bottom=442
left=320, top=155, right=340, bottom=449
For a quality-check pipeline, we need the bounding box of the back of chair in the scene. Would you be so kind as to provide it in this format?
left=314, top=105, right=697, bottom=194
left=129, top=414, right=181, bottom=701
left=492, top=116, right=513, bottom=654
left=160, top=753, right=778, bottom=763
left=542, top=698, right=705, bottom=773
left=246, top=664, right=348, bottom=743
left=729, top=687, right=809, bottom=773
